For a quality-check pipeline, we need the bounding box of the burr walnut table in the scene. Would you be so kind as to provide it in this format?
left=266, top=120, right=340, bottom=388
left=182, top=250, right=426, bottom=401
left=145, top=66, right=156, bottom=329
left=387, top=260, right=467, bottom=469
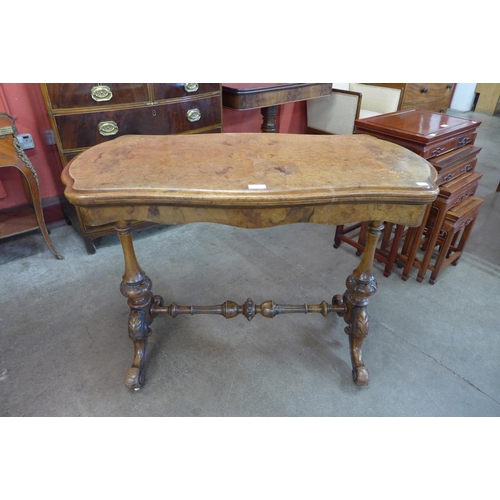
left=61, top=133, right=438, bottom=390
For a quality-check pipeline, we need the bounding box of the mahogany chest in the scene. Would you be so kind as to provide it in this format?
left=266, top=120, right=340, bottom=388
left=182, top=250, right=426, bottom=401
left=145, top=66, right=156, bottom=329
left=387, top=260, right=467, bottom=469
left=41, top=83, right=222, bottom=253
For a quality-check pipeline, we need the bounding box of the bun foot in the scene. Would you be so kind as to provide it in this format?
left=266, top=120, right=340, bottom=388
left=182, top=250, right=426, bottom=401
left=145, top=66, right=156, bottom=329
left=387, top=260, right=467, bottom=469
left=125, top=367, right=145, bottom=391
left=352, top=365, right=370, bottom=386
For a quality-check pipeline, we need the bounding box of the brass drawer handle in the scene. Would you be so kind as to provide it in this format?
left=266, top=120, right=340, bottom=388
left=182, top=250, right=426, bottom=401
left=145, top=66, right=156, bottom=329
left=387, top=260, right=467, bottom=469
left=98, top=120, right=119, bottom=136
left=91, top=85, right=113, bottom=102
left=184, top=83, right=199, bottom=93
left=186, top=108, right=201, bottom=122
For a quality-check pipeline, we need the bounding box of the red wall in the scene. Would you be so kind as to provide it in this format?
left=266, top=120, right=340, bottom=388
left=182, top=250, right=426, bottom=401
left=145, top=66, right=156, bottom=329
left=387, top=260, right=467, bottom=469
left=0, top=84, right=308, bottom=221
left=0, top=83, right=64, bottom=214
left=223, top=101, right=307, bottom=134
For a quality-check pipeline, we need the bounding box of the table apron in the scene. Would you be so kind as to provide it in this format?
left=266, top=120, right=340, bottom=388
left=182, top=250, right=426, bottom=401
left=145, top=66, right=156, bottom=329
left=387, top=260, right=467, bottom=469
left=77, top=202, right=429, bottom=229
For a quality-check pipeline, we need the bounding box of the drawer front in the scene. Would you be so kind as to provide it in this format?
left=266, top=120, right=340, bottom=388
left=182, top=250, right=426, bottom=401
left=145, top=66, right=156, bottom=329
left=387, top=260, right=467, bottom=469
left=438, top=172, right=483, bottom=206
left=55, top=96, right=222, bottom=150
left=422, top=131, right=477, bottom=159
left=430, top=145, right=481, bottom=171
left=403, top=83, right=455, bottom=108
left=353, top=129, right=477, bottom=159
left=153, top=83, right=221, bottom=101
left=45, top=83, right=150, bottom=109
left=447, top=181, right=480, bottom=209
left=437, top=156, right=478, bottom=185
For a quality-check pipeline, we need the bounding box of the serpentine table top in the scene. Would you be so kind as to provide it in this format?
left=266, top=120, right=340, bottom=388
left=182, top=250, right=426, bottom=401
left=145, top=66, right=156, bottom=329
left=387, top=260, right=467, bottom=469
left=62, top=133, right=438, bottom=390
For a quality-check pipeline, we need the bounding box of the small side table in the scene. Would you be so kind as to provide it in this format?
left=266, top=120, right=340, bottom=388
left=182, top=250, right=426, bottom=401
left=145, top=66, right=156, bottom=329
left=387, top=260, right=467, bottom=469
left=0, top=113, right=62, bottom=259
left=222, top=83, right=332, bottom=132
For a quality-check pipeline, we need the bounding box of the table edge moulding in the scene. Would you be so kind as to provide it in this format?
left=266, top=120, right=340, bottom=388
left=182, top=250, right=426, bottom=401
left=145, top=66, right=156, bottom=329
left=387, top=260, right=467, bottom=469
left=61, top=133, right=438, bottom=391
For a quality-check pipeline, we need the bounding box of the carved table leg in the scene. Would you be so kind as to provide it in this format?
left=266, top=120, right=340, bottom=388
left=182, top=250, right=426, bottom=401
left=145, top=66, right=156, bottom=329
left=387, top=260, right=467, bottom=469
left=116, top=221, right=162, bottom=390
left=342, top=220, right=383, bottom=386
left=13, top=138, right=63, bottom=260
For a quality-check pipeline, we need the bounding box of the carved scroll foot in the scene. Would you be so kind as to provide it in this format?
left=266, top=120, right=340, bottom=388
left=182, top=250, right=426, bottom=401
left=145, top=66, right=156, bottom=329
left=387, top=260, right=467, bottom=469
left=345, top=305, right=370, bottom=386
left=344, top=292, right=373, bottom=386
left=116, top=221, right=164, bottom=391
left=125, top=363, right=145, bottom=390
left=123, top=295, right=163, bottom=390
left=120, top=280, right=156, bottom=390
left=342, top=221, right=383, bottom=386
left=352, top=365, right=370, bottom=386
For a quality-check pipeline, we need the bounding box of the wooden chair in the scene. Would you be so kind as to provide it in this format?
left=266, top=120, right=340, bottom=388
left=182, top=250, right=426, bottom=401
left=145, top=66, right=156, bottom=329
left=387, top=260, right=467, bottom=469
left=307, top=83, right=404, bottom=135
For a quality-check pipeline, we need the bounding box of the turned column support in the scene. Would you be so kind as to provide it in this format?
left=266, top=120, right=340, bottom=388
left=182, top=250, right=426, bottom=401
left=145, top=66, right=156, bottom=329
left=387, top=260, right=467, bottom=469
left=343, top=220, right=384, bottom=386
left=261, top=105, right=279, bottom=133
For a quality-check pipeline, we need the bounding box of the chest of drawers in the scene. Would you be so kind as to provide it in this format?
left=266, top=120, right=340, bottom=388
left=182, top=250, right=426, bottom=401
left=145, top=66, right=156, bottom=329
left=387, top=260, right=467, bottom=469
left=370, top=84, right=456, bottom=113
left=41, top=83, right=222, bottom=253
left=400, top=83, right=455, bottom=113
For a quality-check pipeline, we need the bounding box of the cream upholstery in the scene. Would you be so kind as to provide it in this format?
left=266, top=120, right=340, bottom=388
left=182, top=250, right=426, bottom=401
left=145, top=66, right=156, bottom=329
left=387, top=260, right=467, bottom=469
left=350, top=83, right=402, bottom=117
left=307, top=83, right=403, bottom=135
left=307, top=89, right=361, bottom=135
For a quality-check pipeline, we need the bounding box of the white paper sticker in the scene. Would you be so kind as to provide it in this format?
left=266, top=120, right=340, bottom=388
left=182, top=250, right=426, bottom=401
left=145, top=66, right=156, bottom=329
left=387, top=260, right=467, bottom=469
left=248, top=184, right=267, bottom=190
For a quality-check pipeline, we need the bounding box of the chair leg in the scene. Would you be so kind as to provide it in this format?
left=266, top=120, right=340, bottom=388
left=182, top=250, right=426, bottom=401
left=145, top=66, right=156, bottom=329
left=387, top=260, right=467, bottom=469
left=384, top=224, right=405, bottom=277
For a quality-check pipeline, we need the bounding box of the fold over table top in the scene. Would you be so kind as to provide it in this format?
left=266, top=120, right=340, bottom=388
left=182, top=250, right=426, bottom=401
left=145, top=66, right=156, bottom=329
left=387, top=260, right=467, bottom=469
left=63, top=133, right=437, bottom=205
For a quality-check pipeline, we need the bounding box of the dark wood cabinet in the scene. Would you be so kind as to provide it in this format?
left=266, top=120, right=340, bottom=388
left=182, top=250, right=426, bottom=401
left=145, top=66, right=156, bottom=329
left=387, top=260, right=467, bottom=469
left=41, top=83, right=222, bottom=253
left=367, top=83, right=456, bottom=113
left=400, top=83, right=455, bottom=113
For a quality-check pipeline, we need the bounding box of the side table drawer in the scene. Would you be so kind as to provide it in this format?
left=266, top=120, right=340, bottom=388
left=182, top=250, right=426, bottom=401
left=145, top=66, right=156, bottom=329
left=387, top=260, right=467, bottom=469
left=44, top=83, right=150, bottom=109
left=55, top=95, right=222, bottom=150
